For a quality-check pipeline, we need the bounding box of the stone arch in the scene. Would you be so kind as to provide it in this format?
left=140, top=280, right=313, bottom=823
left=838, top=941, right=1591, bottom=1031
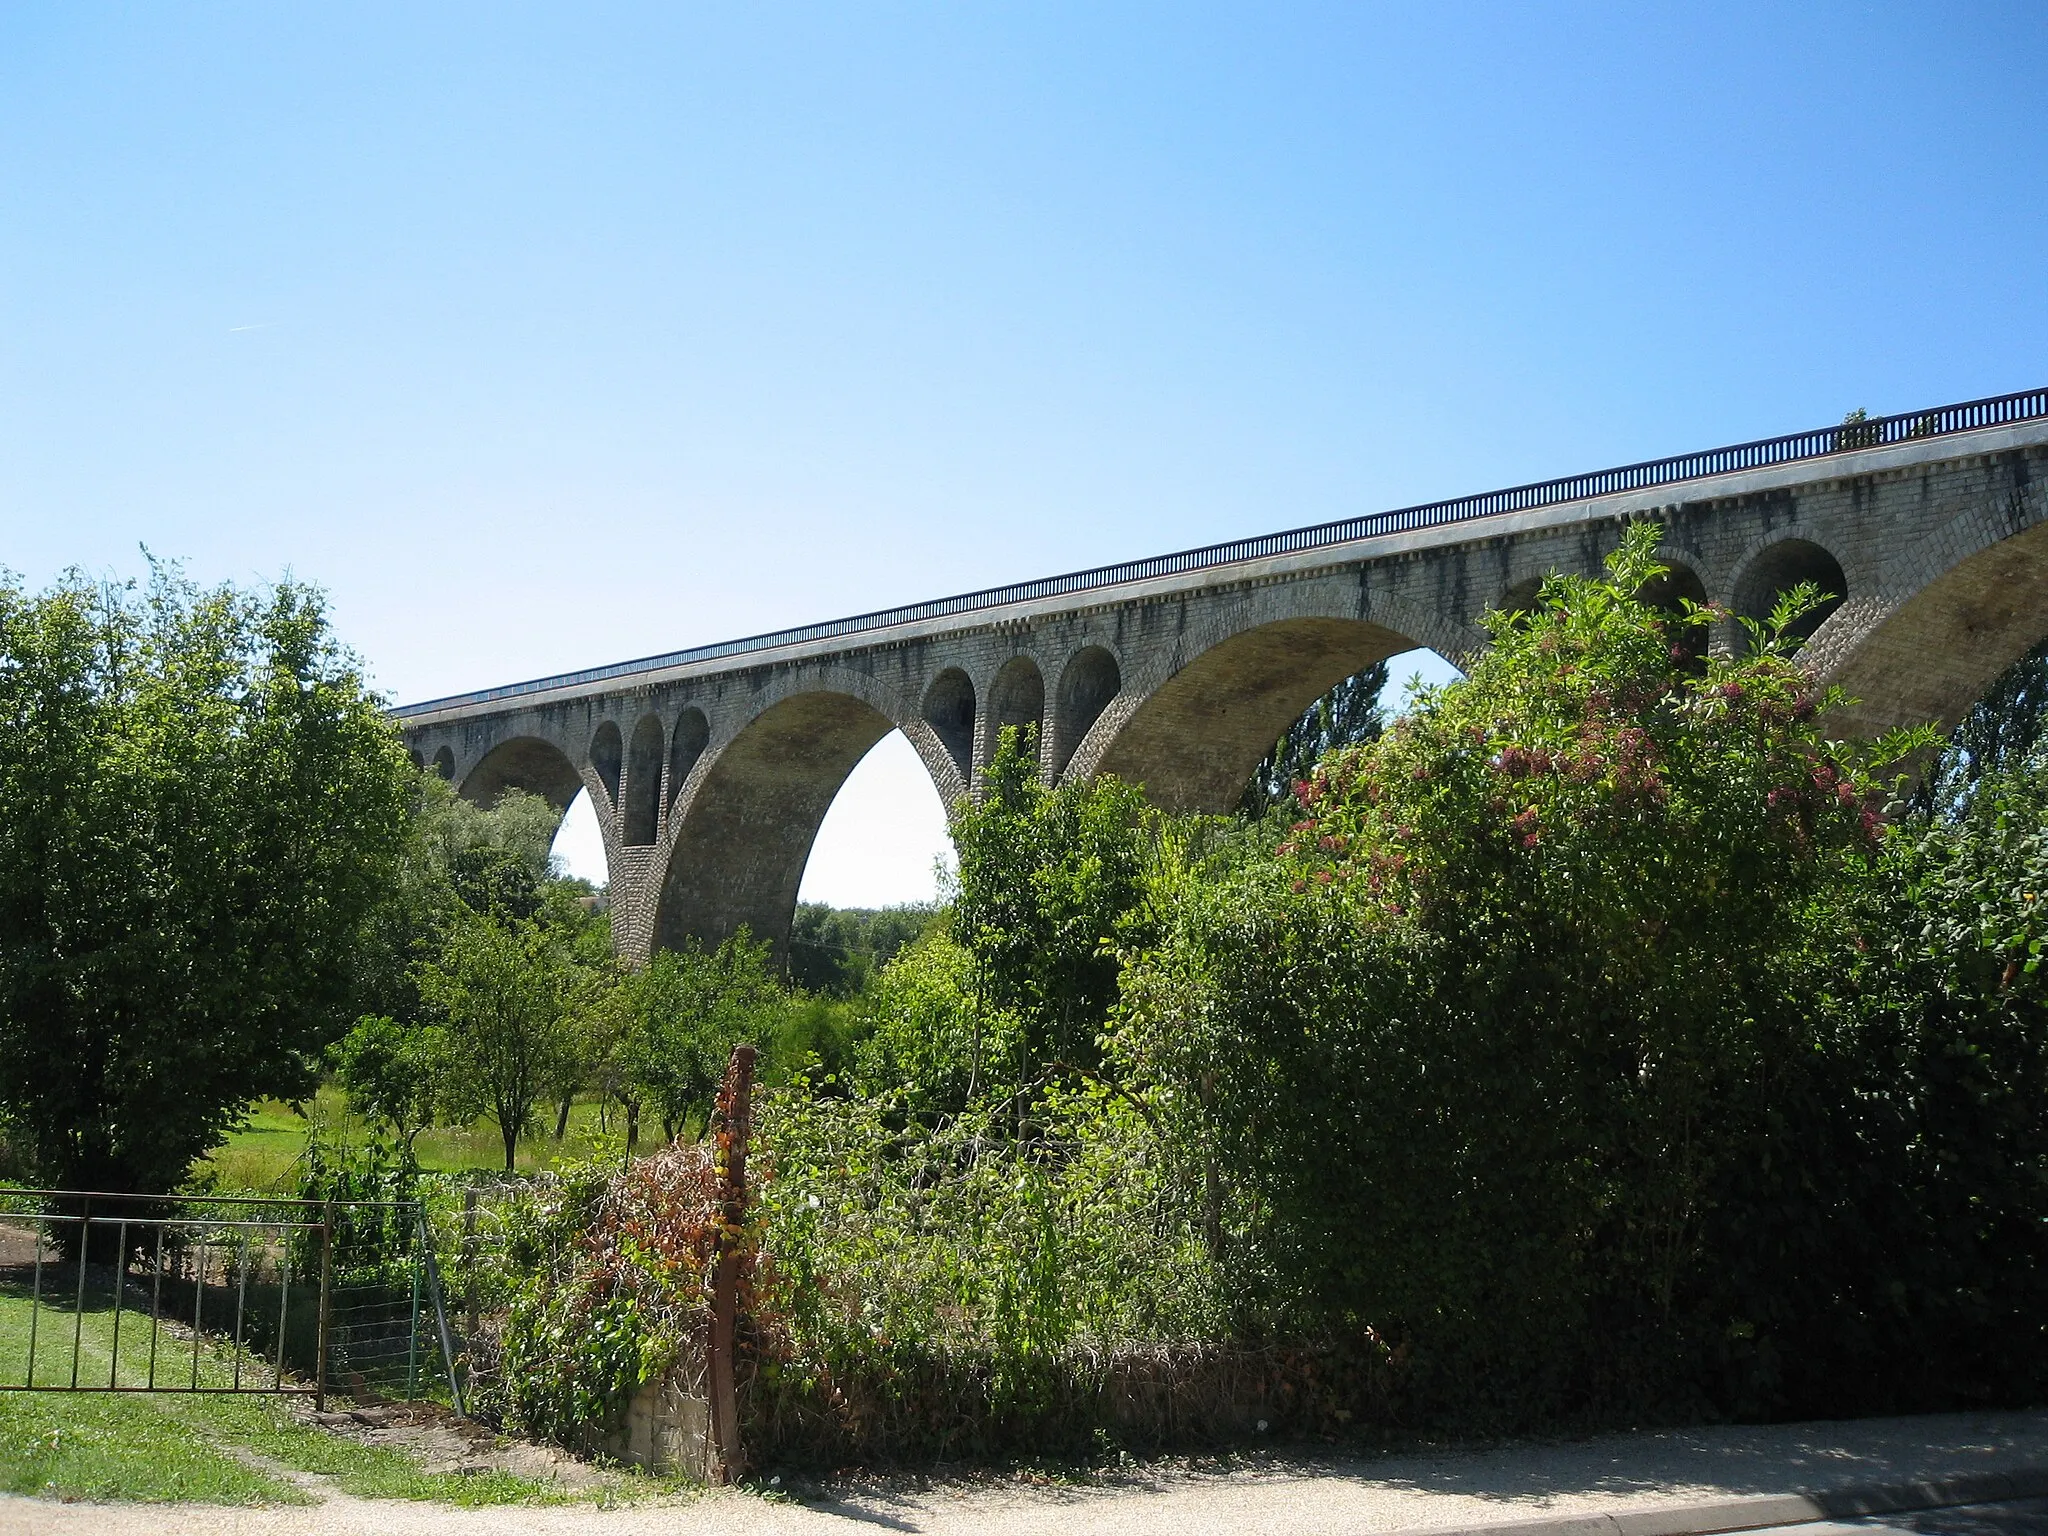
left=1093, top=615, right=1417, bottom=812
left=987, top=656, right=1045, bottom=762
left=1733, top=538, right=1848, bottom=648
left=1825, top=518, right=2048, bottom=741
left=430, top=746, right=455, bottom=780
left=1637, top=559, right=1711, bottom=671
left=589, top=721, right=623, bottom=812
left=669, top=707, right=710, bottom=808
left=923, top=668, right=976, bottom=781
left=460, top=735, right=583, bottom=811
left=1497, top=575, right=1545, bottom=619
left=408, top=747, right=425, bottom=772
left=623, top=713, right=664, bottom=847
left=1051, top=646, right=1122, bottom=780
left=652, top=689, right=901, bottom=964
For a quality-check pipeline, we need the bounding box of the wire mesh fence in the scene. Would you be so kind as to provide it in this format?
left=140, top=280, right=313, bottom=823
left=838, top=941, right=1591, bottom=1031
left=0, top=1189, right=460, bottom=1410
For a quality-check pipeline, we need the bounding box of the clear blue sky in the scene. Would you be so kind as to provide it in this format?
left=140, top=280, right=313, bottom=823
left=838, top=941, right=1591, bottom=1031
left=5, top=4, right=2044, bottom=901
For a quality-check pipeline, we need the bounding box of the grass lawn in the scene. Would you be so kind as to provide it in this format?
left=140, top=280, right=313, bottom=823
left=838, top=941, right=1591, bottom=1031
left=0, top=1285, right=638, bottom=1505
left=198, top=1087, right=634, bottom=1191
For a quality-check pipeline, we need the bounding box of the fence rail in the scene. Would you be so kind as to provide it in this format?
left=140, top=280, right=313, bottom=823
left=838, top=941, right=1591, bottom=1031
left=391, top=385, right=2048, bottom=719
left=0, top=1190, right=461, bottom=1411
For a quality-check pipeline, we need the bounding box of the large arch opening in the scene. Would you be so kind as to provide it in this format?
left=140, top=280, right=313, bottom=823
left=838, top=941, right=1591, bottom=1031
left=549, top=787, right=608, bottom=890
left=624, top=713, right=664, bottom=847
left=798, top=730, right=953, bottom=909
left=1052, top=647, right=1121, bottom=779
left=459, top=735, right=585, bottom=812
left=1736, top=539, right=1848, bottom=649
left=655, top=691, right=908, bottom=964
left=1094, top=616, right=1418, bottom=813
left=1826, top=519, right=2048, bottom=741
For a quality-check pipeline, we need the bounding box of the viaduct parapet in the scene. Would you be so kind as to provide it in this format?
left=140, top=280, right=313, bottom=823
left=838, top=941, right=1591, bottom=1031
left=396, top=389, right=2048, bottom=964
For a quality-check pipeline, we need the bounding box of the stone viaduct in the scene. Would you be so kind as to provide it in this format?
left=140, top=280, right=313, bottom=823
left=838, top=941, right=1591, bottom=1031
left=396, top=388, right=2048, bottom=966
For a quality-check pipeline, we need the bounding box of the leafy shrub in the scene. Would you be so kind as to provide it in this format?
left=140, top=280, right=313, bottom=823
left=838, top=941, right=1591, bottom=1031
left=468, top=1146, right=732, bottom=1447
left=745, top=1074, right=1234, bottom=1462
left=1112, top=524, right=2048, bottom=1429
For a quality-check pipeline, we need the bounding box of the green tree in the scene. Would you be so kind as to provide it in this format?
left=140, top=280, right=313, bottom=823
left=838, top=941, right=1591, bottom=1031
left=950, top=730, right=1152, bottom=1080
left=1913, top=635, right=2048, bottom=819
left=854, top=921, right=1024, bottom=1115
left=787, top=902, right=938, bottom=995
left=330, top=1015, right=445, bottom=1158
left=0, top=565, right=413, bottom=1198
left=419, top=909, right=584, bottom=1171
left=350, top=773, right=573, bottom=1029
left=1238, top=661, right=1390, bottom=817
left=615, top=932, right=785, bottom=1146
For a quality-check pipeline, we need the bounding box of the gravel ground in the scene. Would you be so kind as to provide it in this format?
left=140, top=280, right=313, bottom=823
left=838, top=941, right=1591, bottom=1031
left=3, top=1408, right=2046, bottom=1536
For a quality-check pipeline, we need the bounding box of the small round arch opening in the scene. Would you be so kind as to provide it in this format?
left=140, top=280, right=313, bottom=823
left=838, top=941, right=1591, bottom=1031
left=923, top=669, right=976, bottom=779
left=1636, top=560, right=1710, bottom=672
left=669, top=708, right=710, bottom=808
left=590, top=720, right=623, bottom=810
left=989, top=656, right=1045, bottom=758
left=1497, top=576, right=1545, bottom=620
left=624, top=713, right=665, bottom=847
left=1736, top=539, right=1848, bottom=648
left=1052, top=647, right=1121, bottom=778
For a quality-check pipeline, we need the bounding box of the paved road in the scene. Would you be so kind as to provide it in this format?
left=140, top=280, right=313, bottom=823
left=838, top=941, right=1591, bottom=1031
left=4, top=1411, right=2047, bottom=1535
left=1770, top=1499, right=2048, bottom=1536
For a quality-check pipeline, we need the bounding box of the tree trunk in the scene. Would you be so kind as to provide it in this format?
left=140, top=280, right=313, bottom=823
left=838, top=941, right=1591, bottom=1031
left=500, top=1120, right=518, bottom=1172
left=624, top=1100, right=640, bottom=1164
left=554, top=1094, right=573, bottom=1141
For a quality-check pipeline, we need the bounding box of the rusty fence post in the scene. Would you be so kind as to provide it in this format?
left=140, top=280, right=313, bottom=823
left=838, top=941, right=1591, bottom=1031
left=705, top=1042, right=757, bottom=1485
left=314, top=1196, right=335, bottom=1412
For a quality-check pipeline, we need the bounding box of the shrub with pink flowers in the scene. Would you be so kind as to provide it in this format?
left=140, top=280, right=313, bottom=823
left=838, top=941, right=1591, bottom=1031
left=1112, top=523, right=2042, bottom=1428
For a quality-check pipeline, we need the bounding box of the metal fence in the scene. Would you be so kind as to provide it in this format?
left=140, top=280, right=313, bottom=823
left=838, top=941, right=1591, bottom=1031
left=0, top=1189, right=461, bottom=1412
left=390, top=384, right=2048, bottom=719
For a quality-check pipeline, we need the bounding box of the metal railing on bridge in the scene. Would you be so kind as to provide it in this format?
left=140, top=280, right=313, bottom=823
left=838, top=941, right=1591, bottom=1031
left=392, top=384, right=2048, bottom=719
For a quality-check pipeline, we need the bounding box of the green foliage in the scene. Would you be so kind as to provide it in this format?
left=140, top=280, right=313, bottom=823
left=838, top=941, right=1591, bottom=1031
left=1115, top=524, right=1948, bottom=1425
left=1913, top=634, right=2048, bottom=819
left=613, top=932, right=784, bottom=1142
left=467, top=1146, right=728, bottom=1449
left=749, top=1072, right=1228, bottom=1461
left=951, top=730, right=1153, bottom=1076
left=471, top=525, right=2048, bottom=1457
left=852, top=921, right=1023, bottom=1116
left=1238, top=660, right=1390, bottom=817
left=419, top=909, right=591, bottom=1172
left=0, top=563, right=414, bottom=1197
left=331, top=1015, right=446, bottom=1154
left=788, top=902, right=938, bottom=996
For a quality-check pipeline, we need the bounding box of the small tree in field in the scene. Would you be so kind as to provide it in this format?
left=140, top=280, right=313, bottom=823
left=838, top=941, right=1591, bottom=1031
left=420, top=910, right=583, bottom=1171
left=331, top=1015, right=446, bottom=1159
left=615, top=933, right=784, bottom=1148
